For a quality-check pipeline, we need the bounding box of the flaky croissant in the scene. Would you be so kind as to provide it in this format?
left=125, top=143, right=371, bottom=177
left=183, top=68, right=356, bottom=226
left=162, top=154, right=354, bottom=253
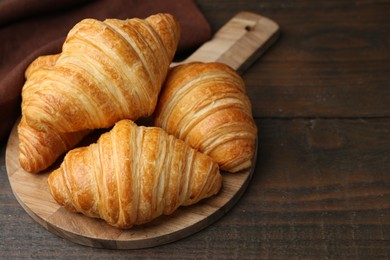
left=18, top=117, right=89, bottom=173
left=22, top=13, right=180, bottom=133
left=48, top=119, right=222, bottom=229
left=18, top=54, right=90, bottom=173
left=154, top=62, right=257, bottom=173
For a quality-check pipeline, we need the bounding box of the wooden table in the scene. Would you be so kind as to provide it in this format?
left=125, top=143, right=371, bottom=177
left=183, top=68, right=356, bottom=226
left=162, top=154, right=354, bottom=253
left=1, top=0, right=389, bottom=258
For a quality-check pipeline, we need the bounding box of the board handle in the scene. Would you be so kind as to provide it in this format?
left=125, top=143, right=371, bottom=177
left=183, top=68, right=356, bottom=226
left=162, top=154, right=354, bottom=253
left=172, top=12, right=280, bottom=74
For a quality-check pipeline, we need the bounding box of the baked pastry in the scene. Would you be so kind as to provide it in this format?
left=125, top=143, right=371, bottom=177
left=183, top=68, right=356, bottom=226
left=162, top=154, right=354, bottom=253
left=18, top=117, right=89, bottom=173
left=154, top=62, right=257, bottom=173
left=48, top=119, right=222, bottom=229
left=22, top=13, right=180, bottom=133
left=18, top=54, right=90, bottom=173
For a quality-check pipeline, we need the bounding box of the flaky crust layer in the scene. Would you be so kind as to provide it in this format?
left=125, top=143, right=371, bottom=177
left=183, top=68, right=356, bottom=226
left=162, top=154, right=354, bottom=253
left=48, top=120, right=222, bottom=229
left=154, top=62, right=257, bottom=172
left=22, top=13, right=180, bottom=133
left=18, top=54, right=90, bottom=173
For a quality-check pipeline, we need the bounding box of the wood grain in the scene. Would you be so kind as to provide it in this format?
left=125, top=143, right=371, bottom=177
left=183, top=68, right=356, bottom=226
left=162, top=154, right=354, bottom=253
left=4, top=12, right=274, bottom=249
left=172, top=12, right=279, bottom=74
left=2, top=118, right=389, bottom=257
left=197, top=0, right=390, bottom=118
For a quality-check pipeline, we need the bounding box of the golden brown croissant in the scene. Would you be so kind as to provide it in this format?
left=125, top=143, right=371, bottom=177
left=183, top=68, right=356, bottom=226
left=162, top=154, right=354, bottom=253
left=154, top=62, right=257, bottom=173
left=47, top=119, right=222, bottom=229
left=18, top=117, right=89, bottom=173
left=18, top=54, right=90, bottom=173
left=22, top=13, right=180, bottom=133
left=25, top=54, right=60, bottom=78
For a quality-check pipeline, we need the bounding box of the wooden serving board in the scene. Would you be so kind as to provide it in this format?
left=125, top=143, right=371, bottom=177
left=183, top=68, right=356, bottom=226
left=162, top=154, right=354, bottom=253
left=5, top=12, right=279, bottom=249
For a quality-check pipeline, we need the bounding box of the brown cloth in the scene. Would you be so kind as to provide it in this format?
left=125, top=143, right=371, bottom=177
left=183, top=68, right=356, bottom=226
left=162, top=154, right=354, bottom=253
left=0, top=0, right=212, bottom=143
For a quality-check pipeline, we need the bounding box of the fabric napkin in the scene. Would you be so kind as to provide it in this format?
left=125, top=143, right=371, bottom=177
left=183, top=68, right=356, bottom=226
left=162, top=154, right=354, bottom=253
left=0, top=0, right=212, bottom=142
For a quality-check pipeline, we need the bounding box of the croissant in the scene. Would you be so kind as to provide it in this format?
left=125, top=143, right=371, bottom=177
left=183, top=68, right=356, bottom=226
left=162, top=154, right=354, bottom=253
left=18, top=117, right=89, bottom=173
left=18, top=54, right=90, bottom=173
left=154, top=62, right=257, bottom=173
left=47, top=119, right=222, bottom=229
left=22, top=13, right=180, bottom=133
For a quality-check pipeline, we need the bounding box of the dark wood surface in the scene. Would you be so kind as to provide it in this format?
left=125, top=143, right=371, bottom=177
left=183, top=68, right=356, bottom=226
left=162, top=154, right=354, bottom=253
left=1, top=0, right=389, bottom=258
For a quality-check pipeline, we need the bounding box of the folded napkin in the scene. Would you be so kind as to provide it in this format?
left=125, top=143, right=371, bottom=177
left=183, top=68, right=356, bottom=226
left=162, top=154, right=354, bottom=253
left=0, top=0, right=212, bottom=142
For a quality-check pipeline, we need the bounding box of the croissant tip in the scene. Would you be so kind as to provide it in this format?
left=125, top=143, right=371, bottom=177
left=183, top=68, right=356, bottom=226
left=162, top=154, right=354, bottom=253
left=47, top=168, right=70, bottom=209
left=145, top=13, right=181, bottom=61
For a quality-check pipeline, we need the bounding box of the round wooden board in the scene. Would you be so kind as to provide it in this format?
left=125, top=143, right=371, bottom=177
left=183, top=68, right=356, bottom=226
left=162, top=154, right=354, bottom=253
left=5, top=120, right=257, bottom=249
